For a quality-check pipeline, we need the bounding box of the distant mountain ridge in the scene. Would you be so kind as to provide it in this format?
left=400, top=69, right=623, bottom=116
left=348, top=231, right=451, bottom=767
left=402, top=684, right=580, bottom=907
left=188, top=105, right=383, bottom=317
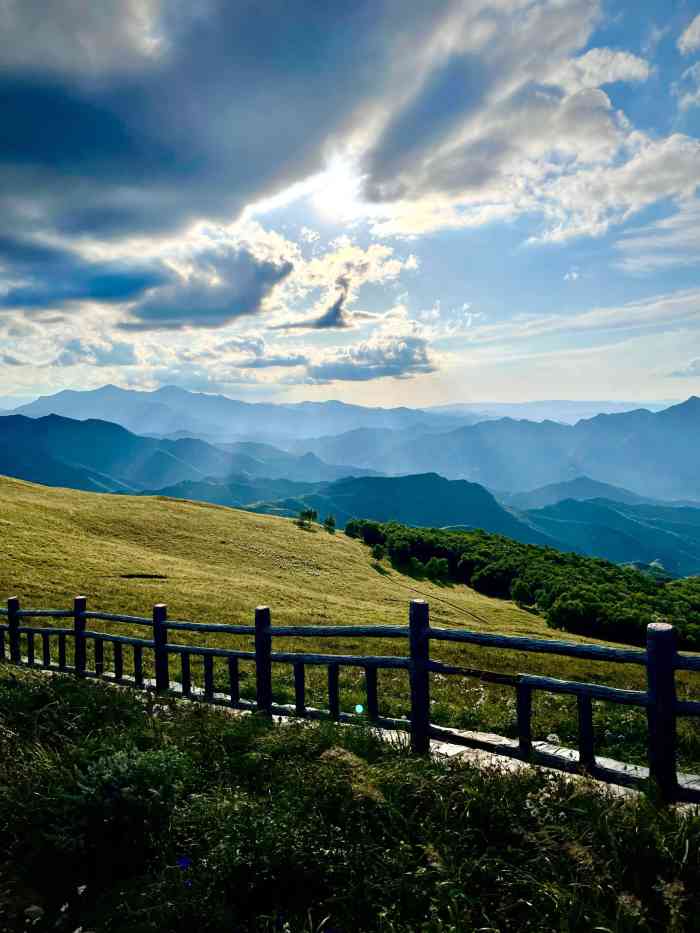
left=503, top=476, right=655, bottom=510
left=426, top=399, right=675, bottom=424
left=9, top=384, right=470, bottom=441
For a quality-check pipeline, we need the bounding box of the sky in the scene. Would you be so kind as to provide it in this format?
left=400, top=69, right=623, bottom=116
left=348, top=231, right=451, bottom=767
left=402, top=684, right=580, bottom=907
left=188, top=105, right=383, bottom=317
left=1, top=0, right=699, bottom=407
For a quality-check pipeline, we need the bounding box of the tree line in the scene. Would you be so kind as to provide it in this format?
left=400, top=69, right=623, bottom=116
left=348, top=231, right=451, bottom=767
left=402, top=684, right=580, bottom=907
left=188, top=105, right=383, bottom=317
left=345, top=519, right=700, bottom=649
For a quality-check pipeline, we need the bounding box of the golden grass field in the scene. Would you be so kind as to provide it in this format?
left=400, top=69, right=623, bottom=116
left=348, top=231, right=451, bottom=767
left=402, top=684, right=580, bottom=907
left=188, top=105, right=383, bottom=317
left=2, top=474, right=699, bottom=769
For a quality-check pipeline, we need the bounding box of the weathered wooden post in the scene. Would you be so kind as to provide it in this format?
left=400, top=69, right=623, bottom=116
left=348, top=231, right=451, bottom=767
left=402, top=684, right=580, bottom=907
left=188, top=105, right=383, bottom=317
left=409, top=599, right=430, bottom=755
left=516, top=682, right=532, bottom=757
left=577, top=694, right=595, bottom=771
left=365, top=665, right=379, bottom=721
left=153, top=603, right=169, bottom=691
left=646, top=622, right=678, bottom=801
left=7, top=597, right=20, bottom=664
left=255, top=606, right=272, bottom=714
left=73, top=596, right=87, bottom=676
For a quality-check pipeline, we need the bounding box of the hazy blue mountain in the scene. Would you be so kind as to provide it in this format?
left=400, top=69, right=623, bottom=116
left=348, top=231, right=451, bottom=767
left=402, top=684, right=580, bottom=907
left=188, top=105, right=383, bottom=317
left=302, top=397, right=700, bottom=500
left=426, top=399, right=674, bottom=424
left=504, top=476, right=653, bottom=510
left=525, top=498, right=700, bottom=576
left=8, top=384, right=469, bottom=441
left=0, top=415, right=378, bottom=492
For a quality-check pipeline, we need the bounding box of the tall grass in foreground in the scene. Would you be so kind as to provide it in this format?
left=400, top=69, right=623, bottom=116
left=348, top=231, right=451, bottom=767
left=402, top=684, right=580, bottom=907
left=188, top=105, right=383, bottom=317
left=1, top=669, right=700, bottom=932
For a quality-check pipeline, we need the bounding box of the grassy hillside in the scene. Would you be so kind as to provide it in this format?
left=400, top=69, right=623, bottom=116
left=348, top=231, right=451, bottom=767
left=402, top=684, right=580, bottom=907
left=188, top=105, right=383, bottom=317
left=1, top=475, right=700, bottom=771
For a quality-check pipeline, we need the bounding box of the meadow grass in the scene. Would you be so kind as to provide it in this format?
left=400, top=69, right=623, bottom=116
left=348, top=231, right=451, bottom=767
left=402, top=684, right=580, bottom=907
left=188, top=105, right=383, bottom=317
left=2, top=475, right=700, bottom=770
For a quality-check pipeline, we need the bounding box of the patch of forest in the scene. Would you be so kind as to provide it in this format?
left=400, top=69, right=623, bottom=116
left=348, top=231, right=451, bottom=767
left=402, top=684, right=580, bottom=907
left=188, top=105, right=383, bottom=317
left=346, top=519, right=700, bottom=649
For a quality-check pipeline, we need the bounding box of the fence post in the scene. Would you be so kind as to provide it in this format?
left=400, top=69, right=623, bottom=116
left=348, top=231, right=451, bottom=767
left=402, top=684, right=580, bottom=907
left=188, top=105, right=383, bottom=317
left=73, top=596, right=87, bottom=675
left=646, top=622, right=677, bottom=801
left=409, top=599, right=430, bottom=755
left=255, top=606, right=272, bottom=715
left=153, top=603, right=169, bottom=691
left=7, top=597, right=20, bottom=664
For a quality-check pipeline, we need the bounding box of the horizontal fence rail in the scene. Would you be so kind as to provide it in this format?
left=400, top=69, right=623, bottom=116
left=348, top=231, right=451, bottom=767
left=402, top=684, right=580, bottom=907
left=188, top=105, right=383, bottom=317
left=1, top=595, right=698, bottom=802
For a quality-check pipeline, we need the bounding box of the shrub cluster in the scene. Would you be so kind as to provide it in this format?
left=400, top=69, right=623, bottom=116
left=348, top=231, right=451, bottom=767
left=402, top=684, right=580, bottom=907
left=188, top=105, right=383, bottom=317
left=346, top=519, right=700, bottom=648
left=1, top=670, right=700, bottom=932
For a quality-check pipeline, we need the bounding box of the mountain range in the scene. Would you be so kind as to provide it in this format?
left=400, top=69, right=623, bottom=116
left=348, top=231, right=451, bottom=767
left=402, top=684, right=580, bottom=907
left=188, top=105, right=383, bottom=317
left=0, top=414, right=375, bottom=493
left=9, top=384, right=470, bottom=442
left=291, top=397, right=700, bottom=500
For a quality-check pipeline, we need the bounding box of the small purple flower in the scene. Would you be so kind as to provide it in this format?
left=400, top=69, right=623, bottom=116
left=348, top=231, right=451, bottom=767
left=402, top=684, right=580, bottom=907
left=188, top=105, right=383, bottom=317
left=177, top=855, right=192, bottom=870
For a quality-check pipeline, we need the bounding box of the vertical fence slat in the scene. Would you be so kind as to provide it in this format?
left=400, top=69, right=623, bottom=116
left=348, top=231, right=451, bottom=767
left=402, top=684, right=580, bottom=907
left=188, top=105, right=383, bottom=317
left=153, top=604, right=169, bottom=692
left=646, top=622, right=678, bottom=801
left=113, top=642, right=123, bottom=682
left=328, top=663, right=340, bottom=719
left=73, top=596, right=87, bottom=676
left=133, top=644, right=144, bottom=687
left=180, top=652, right=191, bottom=697
left=409, top=600, right=430, bottom=754
left=41, top=631, right=51, bottom=668
left=203, top=655, right=214, bottom=700
left=577, top=694, right=595, bottom=770
left=228, top=656, right=239, bottom=706
left=8, top=597, right=20, bottom=664
left=516, top=683, right=532, bottom=757
left=365, top=666, right=379, bottom=721
left=294, top=661, right=306, bottom=715
left=94, top=638, right=104, bottom=676
left=58, top=632, right=66, bottom=670
left=255, top=606, right=272, bottom=714
left=27, top=632, right=35, bottom=666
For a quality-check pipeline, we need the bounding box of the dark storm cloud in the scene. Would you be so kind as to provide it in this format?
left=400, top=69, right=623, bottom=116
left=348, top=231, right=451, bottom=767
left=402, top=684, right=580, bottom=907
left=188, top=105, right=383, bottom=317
left=272, top=276, right=352, bottom=331
left=119, top=246, right=293, bottom=330
left=0, top=235, right=170, bottom=310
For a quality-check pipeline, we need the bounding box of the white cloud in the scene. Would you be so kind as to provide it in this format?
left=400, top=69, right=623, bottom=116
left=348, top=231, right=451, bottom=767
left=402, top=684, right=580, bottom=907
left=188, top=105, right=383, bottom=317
left=306, top=334, right=435, bottom=383
left=551, top=47, right=650, bottom=93
left=463, top=288, right=700, bottom=347
left=669, top=359, right=700, bottom=379
left=53, top=337, right=139, bottom=367
left=531, top=133, right=700, bottom=242
left=614, top=198, right=700, bottom=274
left=0, top=0, right=163, bottom=75
left=675, top=62, right=700, bottom=111
left=678, top=14, right=700, bottom=55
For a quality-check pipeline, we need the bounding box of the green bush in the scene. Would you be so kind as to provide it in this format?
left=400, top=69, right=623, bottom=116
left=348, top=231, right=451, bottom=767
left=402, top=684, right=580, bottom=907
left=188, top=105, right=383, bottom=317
left=425, top=556, right=449, bottom=581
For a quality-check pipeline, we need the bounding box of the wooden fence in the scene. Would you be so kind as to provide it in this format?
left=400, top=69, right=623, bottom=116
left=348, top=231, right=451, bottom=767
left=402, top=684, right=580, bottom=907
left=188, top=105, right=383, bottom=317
left=2, top=594, right=700, bottom=803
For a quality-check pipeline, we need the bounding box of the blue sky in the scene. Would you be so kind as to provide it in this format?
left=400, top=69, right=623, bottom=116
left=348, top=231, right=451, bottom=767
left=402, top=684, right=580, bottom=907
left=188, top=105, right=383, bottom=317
left=1, top=0, right=699, bottom=406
